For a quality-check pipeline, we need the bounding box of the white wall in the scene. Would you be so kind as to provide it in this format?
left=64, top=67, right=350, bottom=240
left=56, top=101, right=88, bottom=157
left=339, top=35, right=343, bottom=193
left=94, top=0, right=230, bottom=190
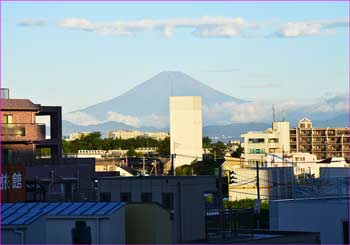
left=169, top=96, right=203, bottom=168
left=272, top=121, right=290, bottom=153
left=270, top=198, right=348, bottom=244
left=229, top=167, right=293, bottom=201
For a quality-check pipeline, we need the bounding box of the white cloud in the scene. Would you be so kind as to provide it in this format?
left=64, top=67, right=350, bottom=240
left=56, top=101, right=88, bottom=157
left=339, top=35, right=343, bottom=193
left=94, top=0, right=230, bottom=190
left=312, top=100, right=349, bottom=113
left=230, top=102, right=271, bottom=123
left=108, top=112, right=168, bottom=128
left=140, top=114, right=168, bottom=128
left=194, top=25, right=240, bottom=38
left=163, top=26, right=174, bottom=38
left=64, top=112, right=103, bottom=126
left=107, top=112, right=141, bottom=127
left=277, top=19, right=349, bottom=38
left=17, top=18, right=47, bottom=27
left=203, top=100, right=304, bottom=124
left=60, top=18, right=95, bottom=31
left=59, top=16, right=258, bottom=38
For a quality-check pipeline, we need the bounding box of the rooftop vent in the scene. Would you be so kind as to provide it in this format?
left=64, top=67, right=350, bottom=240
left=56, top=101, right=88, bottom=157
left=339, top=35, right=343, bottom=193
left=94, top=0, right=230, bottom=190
left=1, top=88, right=9, bottom=99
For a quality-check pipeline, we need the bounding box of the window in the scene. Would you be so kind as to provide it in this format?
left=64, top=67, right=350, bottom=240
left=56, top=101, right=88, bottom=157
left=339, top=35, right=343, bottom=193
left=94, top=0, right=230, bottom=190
left=141, top=192, right=152, bottom=202
left=248, top=138, right=265, bottom=144
left=120, top=192, right=131, bottom=202
left=162, top=192, right=174, bottom=210
left=2, top=114, right=13, bottom=124
left=249, top=149, right=265, bottom=154
left=1, top=149, right=12, bottom=165
left=268, top=138, right=279, bottom=143
left=100, top=192, right=111, bottom=201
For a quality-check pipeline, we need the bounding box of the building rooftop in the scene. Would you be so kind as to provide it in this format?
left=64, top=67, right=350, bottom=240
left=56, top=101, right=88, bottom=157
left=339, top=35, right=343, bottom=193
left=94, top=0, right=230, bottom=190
left=1, top=202, right=125, bottom=226
left=100, top=175, right=215, bottom=179
left=1, top=98, right=40, bottom=111
left=271, top=196, right=349, bottom=205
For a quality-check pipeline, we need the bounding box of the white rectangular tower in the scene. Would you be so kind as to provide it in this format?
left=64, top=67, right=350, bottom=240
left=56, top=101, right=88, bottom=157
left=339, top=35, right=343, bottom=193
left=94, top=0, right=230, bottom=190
left=169, top=96, right=203, bottom=169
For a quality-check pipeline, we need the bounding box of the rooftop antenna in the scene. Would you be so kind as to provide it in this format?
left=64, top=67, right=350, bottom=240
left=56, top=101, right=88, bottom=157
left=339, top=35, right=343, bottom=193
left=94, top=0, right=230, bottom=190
left=281, top=110, right=286, bottom=122
left=170, top=73, right=174, bottom=97
left=272, top=105, right=276, bottom=122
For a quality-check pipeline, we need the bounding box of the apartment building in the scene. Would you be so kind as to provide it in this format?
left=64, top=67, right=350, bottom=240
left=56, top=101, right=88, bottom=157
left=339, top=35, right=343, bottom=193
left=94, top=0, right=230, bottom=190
left=107, top=130, right=169, bottom=140
left=241, top=121, right=290, bottom=166
left=290, top=118, right=350, bottom=160
left=1, top=92, right=62, bottom=164
left=64, top=131, right=98, bottom=141
left=0, top=90, right=114, bottom=203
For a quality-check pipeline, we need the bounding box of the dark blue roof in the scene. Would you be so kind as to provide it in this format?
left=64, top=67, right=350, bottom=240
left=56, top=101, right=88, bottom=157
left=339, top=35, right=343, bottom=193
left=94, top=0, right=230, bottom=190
left=1, top=202, right=125, bottom=226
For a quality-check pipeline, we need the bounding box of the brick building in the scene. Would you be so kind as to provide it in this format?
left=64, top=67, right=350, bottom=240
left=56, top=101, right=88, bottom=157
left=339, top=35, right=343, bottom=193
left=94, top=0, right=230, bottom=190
left=290, top=118, right=350, bottom=160
left=1, top=97, right=62, bottom=164
left=1, top=89, right=117, bottom=202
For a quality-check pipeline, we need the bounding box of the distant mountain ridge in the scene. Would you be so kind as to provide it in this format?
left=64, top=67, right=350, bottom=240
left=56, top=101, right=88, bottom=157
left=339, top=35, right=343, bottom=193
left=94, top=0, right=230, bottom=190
left=65, top=71, right=244, bottom=127
left=63, top=71, right=349, bottom=133
left=63, top=120, right=166, bottom=137
left=63, top=115, right=349, bottom=140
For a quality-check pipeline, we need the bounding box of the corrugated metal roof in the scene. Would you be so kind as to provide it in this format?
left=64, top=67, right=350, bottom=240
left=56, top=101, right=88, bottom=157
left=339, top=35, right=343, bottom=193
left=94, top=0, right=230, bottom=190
left=1, top=202, right=125, bottom=226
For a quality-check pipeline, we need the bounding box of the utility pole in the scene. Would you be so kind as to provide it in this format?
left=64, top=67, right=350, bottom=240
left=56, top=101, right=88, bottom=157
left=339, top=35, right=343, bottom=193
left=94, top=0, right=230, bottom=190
left=218, top=166, right=223, bottom=208
left=169, top=153, right=175, bottom=176
left=256, top=161, right=260, bottom=200
left=142, top=157, right=146, bottom=175
left=217, top=166, right=225, bottom=239
left=256, top=160, right=261, bottom=229
left=169, top=142, right=176, bottom=176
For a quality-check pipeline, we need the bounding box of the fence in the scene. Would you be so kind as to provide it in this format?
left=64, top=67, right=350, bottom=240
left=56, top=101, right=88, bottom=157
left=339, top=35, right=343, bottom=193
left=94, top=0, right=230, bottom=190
left=205, top=208, right=269, bottom=241
left=293, top=177, right=350, bottom=198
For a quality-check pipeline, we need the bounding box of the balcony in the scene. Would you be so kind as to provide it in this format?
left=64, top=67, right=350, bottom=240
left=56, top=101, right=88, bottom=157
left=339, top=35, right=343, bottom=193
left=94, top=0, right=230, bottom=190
left=1, top=123, right=45, bottom=142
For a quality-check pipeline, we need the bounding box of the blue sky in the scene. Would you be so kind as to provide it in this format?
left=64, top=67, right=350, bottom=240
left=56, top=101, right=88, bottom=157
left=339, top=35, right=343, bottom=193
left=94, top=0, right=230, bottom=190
left=2, top=2, right=349, bottom=114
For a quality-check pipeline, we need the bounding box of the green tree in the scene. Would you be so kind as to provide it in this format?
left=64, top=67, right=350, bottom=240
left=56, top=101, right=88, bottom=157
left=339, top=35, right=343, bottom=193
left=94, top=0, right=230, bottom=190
left=158, top=137, right=170, bottom=156
left=210, top=141, right=227, bottom=158
left=231, top=144, right=244, bottom=158
left=202, top=136, right=212, bottom=148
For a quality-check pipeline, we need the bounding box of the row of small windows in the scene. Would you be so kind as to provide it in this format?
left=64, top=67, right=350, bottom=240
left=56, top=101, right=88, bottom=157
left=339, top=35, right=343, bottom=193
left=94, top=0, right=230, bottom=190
left=100, top=192, right=174, bottom=210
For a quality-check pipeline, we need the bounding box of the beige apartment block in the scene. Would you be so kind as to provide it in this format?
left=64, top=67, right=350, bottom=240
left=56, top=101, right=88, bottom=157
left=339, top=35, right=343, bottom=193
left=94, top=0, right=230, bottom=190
left=290, top=118, right=350, bottom=160
left=107, top=130, right=169, bottom=140
left=241, top=121, right=290, bottom=166
left=169, top=96, right=203, bottom=169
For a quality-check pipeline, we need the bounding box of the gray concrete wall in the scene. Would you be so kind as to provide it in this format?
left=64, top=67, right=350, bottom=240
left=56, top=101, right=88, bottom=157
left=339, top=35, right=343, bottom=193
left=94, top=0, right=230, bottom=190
left=1, top=229, right=23, bottom=244
left=45, top=212, right=125, bottom=244
left=100, top=208, right=125, bottom=244
left=320, top=167, right=350, bottom=178
left=99, top=176, right=216, bottom=243
left=26, top=216, right=46, bottom=244
left=270, top=199, right=348, bottom=244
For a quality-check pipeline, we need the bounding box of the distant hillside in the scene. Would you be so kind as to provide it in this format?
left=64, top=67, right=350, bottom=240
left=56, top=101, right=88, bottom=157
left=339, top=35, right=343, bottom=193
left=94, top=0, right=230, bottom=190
left=203, top=122, right=271, bottom=141
left=312, top=113, right=349, bottom=128
left=62, top=120, right=166, bottom=136
left=62, top=120, right=271, bottom=140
